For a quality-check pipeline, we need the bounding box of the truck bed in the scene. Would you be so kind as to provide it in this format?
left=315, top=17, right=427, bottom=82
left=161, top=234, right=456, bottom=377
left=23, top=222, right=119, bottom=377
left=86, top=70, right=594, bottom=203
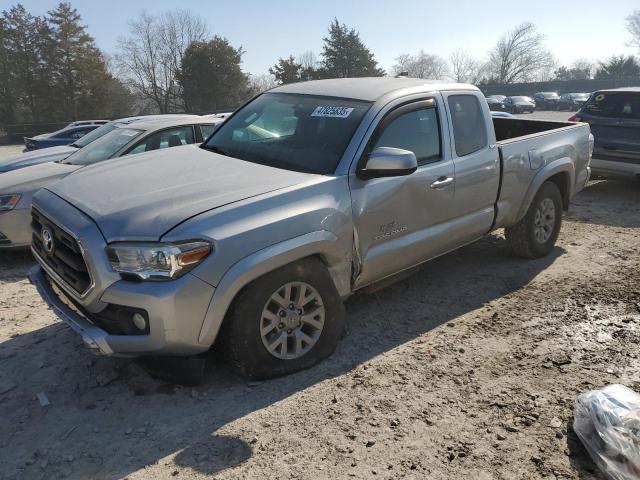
left=493, top=117, right=575, bottom=142
left=492, top=117, right=592, bottom=229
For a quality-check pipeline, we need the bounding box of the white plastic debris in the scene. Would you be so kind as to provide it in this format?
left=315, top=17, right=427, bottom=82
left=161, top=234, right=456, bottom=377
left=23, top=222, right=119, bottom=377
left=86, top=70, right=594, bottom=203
left=574, top=384, right=640, bottom=480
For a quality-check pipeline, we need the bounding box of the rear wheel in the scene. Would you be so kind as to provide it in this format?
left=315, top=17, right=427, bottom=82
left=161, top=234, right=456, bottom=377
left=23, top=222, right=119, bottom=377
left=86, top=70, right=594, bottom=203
left=505, top=181, right=563, bottom=258
left=219, top=257, right=345, bottom=379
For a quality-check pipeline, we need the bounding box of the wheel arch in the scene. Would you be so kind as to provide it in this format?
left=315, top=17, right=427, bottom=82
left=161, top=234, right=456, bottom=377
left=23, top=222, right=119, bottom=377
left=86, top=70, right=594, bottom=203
left=515, top=160, right=574, bottom=223
left=197, top=230, right=351, bottom=347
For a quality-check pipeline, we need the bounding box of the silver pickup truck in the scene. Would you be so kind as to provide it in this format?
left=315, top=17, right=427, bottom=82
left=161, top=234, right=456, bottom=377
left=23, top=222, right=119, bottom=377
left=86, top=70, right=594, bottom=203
left=29, top=78, right=592, bottom=379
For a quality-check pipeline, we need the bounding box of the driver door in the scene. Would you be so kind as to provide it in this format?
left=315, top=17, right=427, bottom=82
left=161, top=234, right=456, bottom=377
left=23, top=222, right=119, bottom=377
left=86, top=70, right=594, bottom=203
left=349, top=98, right=457, bottom=289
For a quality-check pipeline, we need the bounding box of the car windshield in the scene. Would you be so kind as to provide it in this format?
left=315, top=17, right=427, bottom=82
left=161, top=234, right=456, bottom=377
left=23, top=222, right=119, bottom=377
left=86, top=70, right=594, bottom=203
left=203, top=92, right=372, bottom=174
left=573, top=93, right=590, bottom=100
left=541, top=93, right=559, bottom=98
left=582, top=92, right=640, bottom=119
left=62, top=127, right=143, bottom=165
left=511, top=96, right=528, bottom=102
left=72, top=121, right=122, bottom=148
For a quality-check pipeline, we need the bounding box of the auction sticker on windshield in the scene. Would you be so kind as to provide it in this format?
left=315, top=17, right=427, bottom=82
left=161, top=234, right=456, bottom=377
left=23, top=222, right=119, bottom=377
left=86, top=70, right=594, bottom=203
left=311, top=106, right=354, bottom=118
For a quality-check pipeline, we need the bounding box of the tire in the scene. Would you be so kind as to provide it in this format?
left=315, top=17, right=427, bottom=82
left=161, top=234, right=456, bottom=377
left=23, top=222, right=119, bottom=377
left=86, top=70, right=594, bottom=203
left=505, top=181, right=563, bottom=259
left=219, top=257, right=345, bottom=379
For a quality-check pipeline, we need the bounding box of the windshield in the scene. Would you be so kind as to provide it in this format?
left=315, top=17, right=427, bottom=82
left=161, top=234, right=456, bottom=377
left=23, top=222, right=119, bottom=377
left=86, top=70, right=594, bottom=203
left=573, top=93, right=590, bottom=100
left=62, top=127, right=143, bottom=165
left=511, top=96, right=529, bottom=102
left=203, top=93, right=372, bottom=174
left=541, top=93, right=559, bottom=98
left=72, top=121, right=121, bottom=148
left=583, top=92, right=640, bottom=118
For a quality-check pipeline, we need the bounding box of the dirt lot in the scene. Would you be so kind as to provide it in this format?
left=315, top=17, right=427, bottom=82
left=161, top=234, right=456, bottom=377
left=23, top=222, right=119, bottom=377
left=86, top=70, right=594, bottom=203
left=0, top=144, right=639, bottom=480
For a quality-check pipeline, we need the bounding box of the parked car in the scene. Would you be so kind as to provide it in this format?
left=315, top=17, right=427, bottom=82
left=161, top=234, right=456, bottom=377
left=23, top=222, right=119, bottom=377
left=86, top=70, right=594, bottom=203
left=1, top=115, right=204, bottom=173
left=486, top=97, right=506, bottom=111
left=533, top=92, right=560, bottom=110
left=490, top=111, right=515, bottom=118
left=0, top=117, right=220, bottom=249
left=503, top=96, right=536, bottom=113
left=570, top=87, right=639, bottom=180
left=23, top=121, right=107, bottom=151
left=558, top=93, right=590, bottom=111
left=28, top=77, right=592, bottom=379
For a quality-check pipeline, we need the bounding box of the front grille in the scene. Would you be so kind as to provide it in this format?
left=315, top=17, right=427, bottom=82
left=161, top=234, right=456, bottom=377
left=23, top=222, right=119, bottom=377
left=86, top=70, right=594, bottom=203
left=31, top=209, right=92, bottom=295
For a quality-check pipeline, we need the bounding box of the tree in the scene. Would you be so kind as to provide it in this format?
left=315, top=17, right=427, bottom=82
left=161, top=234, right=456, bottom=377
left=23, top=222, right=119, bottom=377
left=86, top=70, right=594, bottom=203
left=449, top=49, right=481, bottom=83
left=298, top=50, right=319, bottom=81
left=177, top=36, right=248, bottom=112
left=318, top=19, right=385, bottom=78
left=269, top=55, right=302, bottom=84
left=595, top=55, right=640, bottom=79
left=486, top=22, right=555, bottom=83
left=247, top=73, right=277, bottom=97
left=116, top=10, right=208, bottom=113
left=392, top=51, right=448, bottom=79
left=0, top=2, right=133, bottom=125
left=554, top=59, right=593, bottom=81
left=627, top=10, right=640, bottom=51
left=0, top=4, right=51, bottom=122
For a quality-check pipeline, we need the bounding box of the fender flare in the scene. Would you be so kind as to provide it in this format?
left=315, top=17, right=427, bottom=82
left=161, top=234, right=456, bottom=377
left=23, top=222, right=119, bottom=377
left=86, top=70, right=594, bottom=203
left=197, top=230, right=350, bottom=346
left=515, top=159, right=575, bottom=223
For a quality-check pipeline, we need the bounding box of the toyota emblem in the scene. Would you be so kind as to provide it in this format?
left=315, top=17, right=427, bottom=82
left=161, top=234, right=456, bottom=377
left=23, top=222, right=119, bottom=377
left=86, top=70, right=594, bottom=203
left=41, top=227, right=54, bottom=254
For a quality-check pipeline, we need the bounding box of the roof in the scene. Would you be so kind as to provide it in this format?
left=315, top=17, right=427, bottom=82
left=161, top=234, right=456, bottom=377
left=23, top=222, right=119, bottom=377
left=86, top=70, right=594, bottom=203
left=115, top=116, right=220, bottom=132
left=271, top=77, right=478, bottom=102
left=594, top=86, right=640, bottom=93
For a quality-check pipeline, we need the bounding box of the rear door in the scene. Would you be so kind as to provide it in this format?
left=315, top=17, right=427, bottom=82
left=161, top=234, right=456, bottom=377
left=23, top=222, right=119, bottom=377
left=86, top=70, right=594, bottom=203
left=581, top=91, right=640, bottom=162
left=441, top=92, right=500, bottom=238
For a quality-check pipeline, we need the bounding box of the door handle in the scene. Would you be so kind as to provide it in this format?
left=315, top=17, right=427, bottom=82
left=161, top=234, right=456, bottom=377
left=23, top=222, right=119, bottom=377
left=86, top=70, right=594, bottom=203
left=430, top=176, right=454, bottom=189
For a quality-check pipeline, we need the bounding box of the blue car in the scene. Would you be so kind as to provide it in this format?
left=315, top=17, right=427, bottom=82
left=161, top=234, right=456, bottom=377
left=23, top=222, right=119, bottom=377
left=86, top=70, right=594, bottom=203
left=23, top=120, right=107, bottom=151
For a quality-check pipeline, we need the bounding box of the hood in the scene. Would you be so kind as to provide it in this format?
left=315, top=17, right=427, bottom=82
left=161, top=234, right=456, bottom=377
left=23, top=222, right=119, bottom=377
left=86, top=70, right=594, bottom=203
left=0, top=161, right=80, bottom=196
left=47, top=144, right=322, bottom=242
left=0, top=145, right=77, bottom=173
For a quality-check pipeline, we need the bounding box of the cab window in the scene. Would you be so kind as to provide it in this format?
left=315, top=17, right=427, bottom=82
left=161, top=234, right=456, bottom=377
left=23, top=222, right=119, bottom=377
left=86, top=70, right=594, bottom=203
left=372, top=107, right=441, bottom=165
left=447, top=95, right=488, bottom=156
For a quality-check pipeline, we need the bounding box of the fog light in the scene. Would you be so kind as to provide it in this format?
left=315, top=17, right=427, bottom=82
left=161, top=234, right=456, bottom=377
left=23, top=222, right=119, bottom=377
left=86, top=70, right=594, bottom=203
left=132, top=313, right=147, bottom=331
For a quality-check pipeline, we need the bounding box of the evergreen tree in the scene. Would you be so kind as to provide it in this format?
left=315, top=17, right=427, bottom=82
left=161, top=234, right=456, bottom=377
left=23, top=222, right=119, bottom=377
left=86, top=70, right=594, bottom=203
left=595, top=55, right=640, bottom=79
left=178, top=36, right=249, bottom=112
left=269, top=55, right=302, bottom=84
left=318, top=19, right=385, bottom=78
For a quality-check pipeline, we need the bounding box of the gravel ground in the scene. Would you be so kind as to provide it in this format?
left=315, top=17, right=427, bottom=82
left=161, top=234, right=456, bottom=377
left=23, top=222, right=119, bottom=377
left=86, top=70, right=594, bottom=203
left=0, top=127, right=639, bottom=480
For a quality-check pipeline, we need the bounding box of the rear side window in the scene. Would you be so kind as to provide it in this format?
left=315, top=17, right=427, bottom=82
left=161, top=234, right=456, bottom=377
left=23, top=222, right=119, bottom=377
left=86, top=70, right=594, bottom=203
left=583, top=92, right=640, bottom=119
left=372, top=108, right=441, bottom=164
left=448, top=95, right=488, bottom=156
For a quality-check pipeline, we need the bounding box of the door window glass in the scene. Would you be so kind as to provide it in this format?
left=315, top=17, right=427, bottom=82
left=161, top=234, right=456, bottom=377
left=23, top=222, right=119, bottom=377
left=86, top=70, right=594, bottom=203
left=129, top=126, right=195, bottom=155
left=372, top=108, right=441, bottom=164
left=448, top=95, right=488, bottom=157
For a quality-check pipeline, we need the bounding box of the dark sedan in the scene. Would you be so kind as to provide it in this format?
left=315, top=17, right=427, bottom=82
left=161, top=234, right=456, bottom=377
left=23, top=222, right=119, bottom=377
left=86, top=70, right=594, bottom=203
left=533, top=92, right=560, bottom=110
left=558, top=93, right=590, bottom=111
left=485, top=97, right=506, bottom=111
left=23, top=121, right=106, bottom=151
left=503, top=96, right=536, bottom=114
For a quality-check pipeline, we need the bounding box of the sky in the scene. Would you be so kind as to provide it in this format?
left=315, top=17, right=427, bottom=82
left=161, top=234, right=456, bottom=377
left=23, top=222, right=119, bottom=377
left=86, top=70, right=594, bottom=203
left=7, top=0, right=639, bottom=75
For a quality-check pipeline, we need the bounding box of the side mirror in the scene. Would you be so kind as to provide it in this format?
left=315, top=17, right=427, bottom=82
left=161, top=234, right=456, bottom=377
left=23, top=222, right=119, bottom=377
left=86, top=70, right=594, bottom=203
left=358, top=147, right=418, bottom=180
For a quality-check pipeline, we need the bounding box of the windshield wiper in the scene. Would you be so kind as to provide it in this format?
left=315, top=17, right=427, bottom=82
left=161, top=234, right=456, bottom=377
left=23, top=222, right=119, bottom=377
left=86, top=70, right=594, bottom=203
left=69, top=143, right=81, bottom=148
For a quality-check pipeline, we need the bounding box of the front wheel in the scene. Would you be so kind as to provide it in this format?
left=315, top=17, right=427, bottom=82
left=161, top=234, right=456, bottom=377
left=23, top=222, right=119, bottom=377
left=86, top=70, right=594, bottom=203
left=505, top=181, right=563, bottom=259
left=219, top=257, right=345, bottom=379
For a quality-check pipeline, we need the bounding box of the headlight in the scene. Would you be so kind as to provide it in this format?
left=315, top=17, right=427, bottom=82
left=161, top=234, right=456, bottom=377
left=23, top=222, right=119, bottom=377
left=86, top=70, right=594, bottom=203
left=0, top=194, right=21, bottom=211
left=106, top=241, right=213, bottom=280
